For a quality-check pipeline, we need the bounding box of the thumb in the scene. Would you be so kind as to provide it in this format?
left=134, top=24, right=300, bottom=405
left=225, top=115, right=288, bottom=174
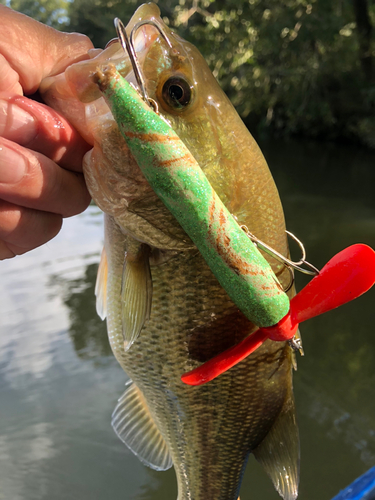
left=0, top=6, right=94, bottom=95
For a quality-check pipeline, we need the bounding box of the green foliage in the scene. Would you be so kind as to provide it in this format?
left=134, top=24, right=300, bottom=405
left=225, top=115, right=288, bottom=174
left=6, top=0, right=375, bottom=147
left=68, top=0, right=140, bottom=49
left=168, top=0, right=374, bottom=145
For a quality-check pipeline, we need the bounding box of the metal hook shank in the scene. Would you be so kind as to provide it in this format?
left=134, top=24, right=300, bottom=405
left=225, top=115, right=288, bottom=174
left=114, top=17, right=173, bottom=104
left=114, top=18, right=149, bottom=102
left=241, top=226, right=320, bottom=277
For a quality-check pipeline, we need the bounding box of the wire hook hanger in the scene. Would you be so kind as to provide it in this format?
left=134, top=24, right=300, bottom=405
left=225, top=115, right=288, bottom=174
left=114, top=17, right=172, bottom=108
left=240, top=225, right=320, bottom=292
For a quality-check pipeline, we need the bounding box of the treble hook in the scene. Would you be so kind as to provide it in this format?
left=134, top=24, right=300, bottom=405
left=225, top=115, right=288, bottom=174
left=114, top=17, right=172, bottom=108
left=240, top=225, right=320, bottom=292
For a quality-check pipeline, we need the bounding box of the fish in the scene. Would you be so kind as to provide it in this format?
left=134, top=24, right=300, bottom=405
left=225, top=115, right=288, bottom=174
left=40, top=3, right=300, bottom=499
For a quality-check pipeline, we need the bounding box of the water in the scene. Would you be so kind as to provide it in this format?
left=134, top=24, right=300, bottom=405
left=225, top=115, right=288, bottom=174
left=0, top=139, right=374, bottom=500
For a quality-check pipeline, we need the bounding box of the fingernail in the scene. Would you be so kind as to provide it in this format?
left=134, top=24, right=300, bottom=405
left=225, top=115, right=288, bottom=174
left=0, top=144, right=26, bottom=183
left=0, top=100, right=37, bottom=144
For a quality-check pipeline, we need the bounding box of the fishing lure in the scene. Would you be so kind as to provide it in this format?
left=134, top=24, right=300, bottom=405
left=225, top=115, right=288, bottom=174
left=93, top=64, right=289, bottom=328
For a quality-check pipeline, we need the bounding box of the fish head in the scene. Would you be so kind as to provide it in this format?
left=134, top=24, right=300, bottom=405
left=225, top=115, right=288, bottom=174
left=120, top=2, right=258, bottom=213
left=135, top=5, right=246, bottom=206
left=41, top=3, right=286, bottom=260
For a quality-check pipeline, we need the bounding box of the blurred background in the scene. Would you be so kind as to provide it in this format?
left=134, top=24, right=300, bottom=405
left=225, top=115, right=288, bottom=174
left=0, top=1, right=374, bottom=500
left=1, top=0, right=375, bottom=148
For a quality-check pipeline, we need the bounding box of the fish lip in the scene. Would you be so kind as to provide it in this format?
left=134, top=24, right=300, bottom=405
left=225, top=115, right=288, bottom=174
left=63, top=42, right=132, bottom=103
left=64, top=19, right=163, bottom=104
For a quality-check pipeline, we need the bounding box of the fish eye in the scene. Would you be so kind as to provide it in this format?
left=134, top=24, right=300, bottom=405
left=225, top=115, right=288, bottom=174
left=161, top=76, right=193, bottom=109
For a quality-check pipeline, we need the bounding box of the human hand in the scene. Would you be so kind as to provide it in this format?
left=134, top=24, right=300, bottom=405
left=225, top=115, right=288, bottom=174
left=0, top=6, right=93, bottom=259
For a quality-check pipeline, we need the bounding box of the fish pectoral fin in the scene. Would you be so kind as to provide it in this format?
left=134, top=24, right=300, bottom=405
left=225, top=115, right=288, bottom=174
left=95, top=247, right=108, bottom=320
left=253, top=390, right=300, bottom=500
left=112, top=380, right=173, bottom=471
left=121, top=244, right=152, bottom=351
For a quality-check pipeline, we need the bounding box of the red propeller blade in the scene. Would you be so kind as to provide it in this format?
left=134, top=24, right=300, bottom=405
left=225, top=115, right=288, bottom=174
left=290, top=244, right=375, bottom=324
left=181, top=329, right=268, bottom=386
left=182, top=244, right=375, bottom=386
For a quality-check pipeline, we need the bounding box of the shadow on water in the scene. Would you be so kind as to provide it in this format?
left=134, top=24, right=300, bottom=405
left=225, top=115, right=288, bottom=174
left=136, top=469, right=177, bottom=500
left=262, top=138, right=375, bottom=207
left=48, top=263, right=112, bottom=360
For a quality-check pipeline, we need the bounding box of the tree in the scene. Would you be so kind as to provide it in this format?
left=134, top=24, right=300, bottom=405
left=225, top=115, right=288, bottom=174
left=67, top=0, right=139, bottom=48
left=352, top=0, right=374, bottom=81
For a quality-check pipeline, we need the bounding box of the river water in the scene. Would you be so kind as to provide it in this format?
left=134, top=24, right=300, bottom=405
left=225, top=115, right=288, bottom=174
left=0, top=139, right=374, bottom=500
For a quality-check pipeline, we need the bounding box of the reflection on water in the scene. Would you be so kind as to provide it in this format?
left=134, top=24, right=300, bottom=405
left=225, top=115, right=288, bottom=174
left=49, top=264, right=111, bottom=360
left=0, top=141, right=374, bottom=500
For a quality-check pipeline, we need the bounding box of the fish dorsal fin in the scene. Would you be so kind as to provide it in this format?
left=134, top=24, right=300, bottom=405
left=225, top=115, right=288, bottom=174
left=121, top=244, right=152, bottom=351
left=95, top=247, right=108, bottom=320
left=112, top=381, right=173, bottom=471
left=253, top=391, right=300, bottom=500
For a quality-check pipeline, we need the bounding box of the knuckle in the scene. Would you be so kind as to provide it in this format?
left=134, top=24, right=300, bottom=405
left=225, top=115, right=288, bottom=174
left=0, top=240, right=16, bottom=260
left=0, top=200, right=62, bottom=249
left=62, top=173, right=91, bottom=217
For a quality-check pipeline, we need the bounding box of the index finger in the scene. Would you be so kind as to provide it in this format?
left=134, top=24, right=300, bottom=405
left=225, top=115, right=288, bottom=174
left=0, top=6, right=94, bottom=95
left=0, top=96, right=91, bottom=171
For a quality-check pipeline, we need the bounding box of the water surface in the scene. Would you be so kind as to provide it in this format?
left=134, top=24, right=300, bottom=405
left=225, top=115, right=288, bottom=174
left=0, top=140, right=374, bottom=500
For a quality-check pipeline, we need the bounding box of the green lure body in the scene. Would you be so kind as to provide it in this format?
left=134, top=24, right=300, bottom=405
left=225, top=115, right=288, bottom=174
left=95, top=67, right=290, bottom=328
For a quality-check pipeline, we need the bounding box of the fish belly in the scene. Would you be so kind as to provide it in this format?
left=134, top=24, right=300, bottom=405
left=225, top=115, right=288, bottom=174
left=104, top=215, right=293, bottom=500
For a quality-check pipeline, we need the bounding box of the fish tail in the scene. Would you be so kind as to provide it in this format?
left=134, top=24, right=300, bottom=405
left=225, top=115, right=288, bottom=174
left=253, top=386, right=300, bottom=500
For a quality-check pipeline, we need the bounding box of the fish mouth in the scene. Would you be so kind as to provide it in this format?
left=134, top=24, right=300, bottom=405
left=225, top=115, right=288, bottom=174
left=64, top=9, right=162, bottom=104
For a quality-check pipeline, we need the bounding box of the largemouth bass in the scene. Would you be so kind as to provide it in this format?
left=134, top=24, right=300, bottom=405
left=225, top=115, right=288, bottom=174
left=41, top=4, right=300, bottom=499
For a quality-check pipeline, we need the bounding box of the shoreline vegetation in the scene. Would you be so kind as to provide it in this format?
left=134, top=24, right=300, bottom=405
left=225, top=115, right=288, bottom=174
left=6, top=0, right=375, bottom=149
